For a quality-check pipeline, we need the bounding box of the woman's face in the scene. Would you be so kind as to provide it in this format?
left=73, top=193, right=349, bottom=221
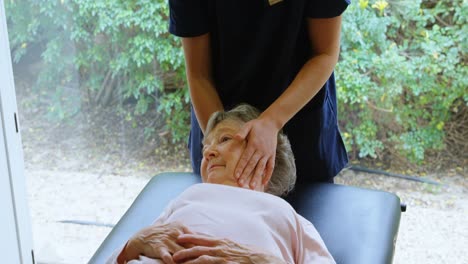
left=200, top=119, right=264, bottom=192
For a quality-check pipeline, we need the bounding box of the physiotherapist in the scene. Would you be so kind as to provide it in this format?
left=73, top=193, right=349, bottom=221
left=168, top=0, right=350, bottom=199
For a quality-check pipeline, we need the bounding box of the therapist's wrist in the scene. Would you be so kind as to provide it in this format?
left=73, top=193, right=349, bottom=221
left=259, top=109, right=285, bottom=131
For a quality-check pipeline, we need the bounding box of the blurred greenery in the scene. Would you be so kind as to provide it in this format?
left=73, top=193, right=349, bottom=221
left=338, top=0, right=467, bottom=163
left=6, top=0, right=189, bottom=142
left=5, top=0, right=467, bottom=165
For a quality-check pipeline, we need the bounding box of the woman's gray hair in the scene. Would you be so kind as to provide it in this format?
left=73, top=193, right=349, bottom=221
left=205, top=104, right=296, bottom=197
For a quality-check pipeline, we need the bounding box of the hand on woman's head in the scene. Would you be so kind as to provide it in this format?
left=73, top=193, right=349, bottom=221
left=233, top=116, right=278, bottom=190
left=201, top=119, right=266, bottom=192
left=202, top=104, right=296, bottom=197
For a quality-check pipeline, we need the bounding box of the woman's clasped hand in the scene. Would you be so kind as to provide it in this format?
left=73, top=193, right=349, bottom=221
left=122, top=222, right=285, bottom=264
left=173, top=233, right=286, bottom=264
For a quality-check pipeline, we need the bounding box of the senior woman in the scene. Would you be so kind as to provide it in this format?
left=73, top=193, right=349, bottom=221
left=108, top=104, right=335, bottom=264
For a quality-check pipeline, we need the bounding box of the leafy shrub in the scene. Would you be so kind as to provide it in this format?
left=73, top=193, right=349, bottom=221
left=338, top=0, right=467, bottom=163
left=6, top=0, right=189, bottom=142
left=5, top=0, right=467, bottom=164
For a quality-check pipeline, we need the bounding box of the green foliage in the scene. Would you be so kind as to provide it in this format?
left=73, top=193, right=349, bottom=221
left=338, top=0, right=467, bottom=163
left=157, top=88, right=191, bottom=142
left=6, top=0, right=187, bottom=141
left=5, top=0, right=467, bottom=163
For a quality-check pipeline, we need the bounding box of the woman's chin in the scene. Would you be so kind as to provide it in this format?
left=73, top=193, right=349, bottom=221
left=207, top=175, right=238, bottom=187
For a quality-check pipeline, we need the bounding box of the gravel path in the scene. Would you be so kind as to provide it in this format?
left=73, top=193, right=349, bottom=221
left=27, top=168, right=467, bottom=264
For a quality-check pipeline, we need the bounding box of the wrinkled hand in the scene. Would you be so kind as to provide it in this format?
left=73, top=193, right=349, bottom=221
left=234, top=117, right=279, bottom=189
left=173, top=234, right=287, bottom=264
left=123, top=222, right=193, bottom=264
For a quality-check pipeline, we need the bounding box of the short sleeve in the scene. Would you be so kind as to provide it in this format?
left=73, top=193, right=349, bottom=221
left=168, top=0, right=210, bottom=37
left=306, top=0, right=350, bottom=18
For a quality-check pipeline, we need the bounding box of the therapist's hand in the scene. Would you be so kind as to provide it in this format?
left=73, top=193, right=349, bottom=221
left=234, top=117, right=279, bottom=190
left=118, top=222, right=193, bottom=264
left=173, top=234, right=287, bottom=264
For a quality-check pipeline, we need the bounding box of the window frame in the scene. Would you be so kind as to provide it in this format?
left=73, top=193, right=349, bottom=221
left=0, top=1, right=34, bottom=263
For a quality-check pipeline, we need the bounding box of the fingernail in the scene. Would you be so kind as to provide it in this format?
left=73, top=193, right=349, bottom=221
left=239, top=179, right=244, bottom=186
left=235, top=172, right=240, bottom=178
left=251, top=183, right=256, bottom=189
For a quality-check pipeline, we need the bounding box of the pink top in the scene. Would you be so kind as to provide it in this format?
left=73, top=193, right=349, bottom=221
left=109, top=183, right=335, bottom=264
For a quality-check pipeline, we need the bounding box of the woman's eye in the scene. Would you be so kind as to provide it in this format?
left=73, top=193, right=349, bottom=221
left=220, top=136, right=231, bottom=143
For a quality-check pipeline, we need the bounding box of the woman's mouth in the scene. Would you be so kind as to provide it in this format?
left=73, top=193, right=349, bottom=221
left=209, top=164, right=224, bottom=171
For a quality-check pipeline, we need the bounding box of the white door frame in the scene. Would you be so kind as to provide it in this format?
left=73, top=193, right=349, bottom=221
left=0, top=0, right=34, bottom=263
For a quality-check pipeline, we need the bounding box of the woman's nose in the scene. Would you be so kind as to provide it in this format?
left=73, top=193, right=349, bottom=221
left=203, top=146, right=218, bottom=159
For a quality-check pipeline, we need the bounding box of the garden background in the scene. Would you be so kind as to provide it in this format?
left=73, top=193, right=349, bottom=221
left=5, top=0, right=467, bottom=263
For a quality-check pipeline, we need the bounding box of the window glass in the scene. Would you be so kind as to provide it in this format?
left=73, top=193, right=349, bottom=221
left=6, top=1, right=190, bottom=262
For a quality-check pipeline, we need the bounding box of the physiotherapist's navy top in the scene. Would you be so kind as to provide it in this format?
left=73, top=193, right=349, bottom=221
left=169, top=0, right=350, bottom=185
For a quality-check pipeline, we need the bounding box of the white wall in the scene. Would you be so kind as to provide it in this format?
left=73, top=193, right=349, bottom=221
left=0, top=0, right=34, bottom=263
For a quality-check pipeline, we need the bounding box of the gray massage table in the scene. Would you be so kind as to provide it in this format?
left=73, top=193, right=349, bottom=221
left=90, top=172, right=403, bottom=264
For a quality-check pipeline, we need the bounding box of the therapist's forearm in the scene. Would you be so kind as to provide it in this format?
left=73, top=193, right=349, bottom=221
left=261, top=52, right=338, bottom=130
left=262, top=16, right=342, bottom=130
left=181, top=34, right=224, bottom=133
left=187, top=76, right=223, bottom=133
